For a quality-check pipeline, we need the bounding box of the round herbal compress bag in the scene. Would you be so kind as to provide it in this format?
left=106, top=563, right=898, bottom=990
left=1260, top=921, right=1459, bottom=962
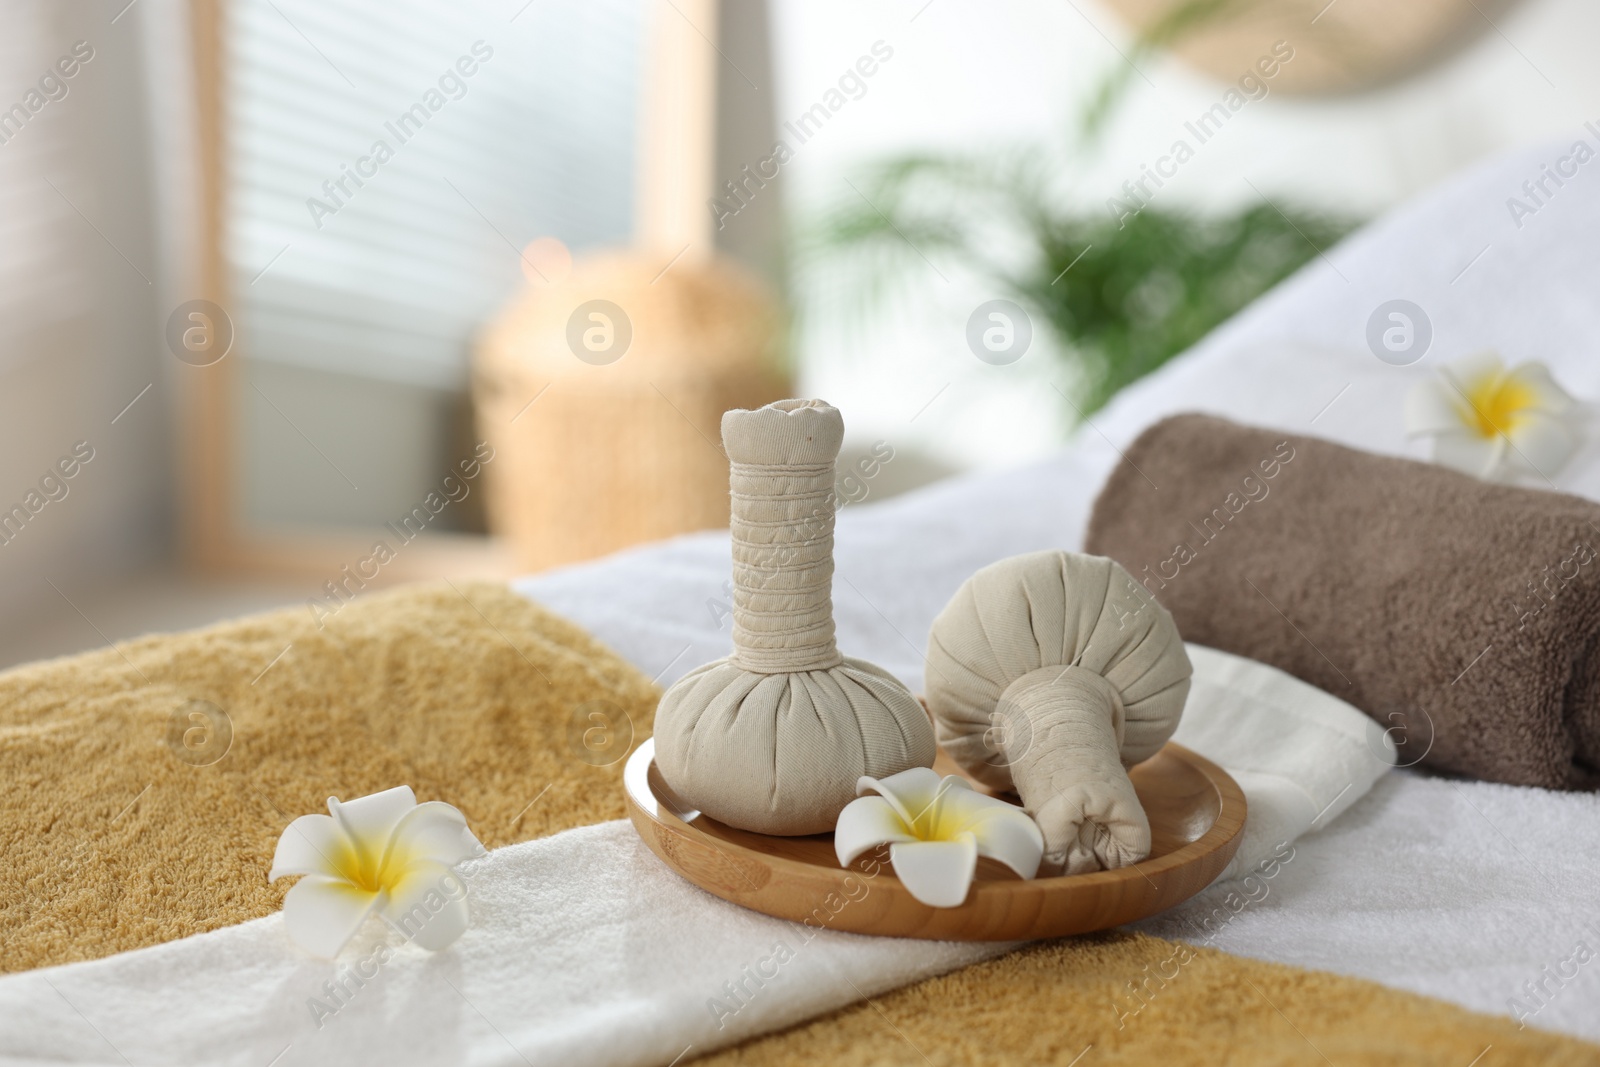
left=653, top=400, right=936, bottom=835
left=925, top=551, right=1192, bottom=874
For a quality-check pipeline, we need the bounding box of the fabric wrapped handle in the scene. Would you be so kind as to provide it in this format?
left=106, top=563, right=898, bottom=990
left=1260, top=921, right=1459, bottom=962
left=999, top=665, right=1150, bottom=874
left=723, top=399, right=845, bottom=674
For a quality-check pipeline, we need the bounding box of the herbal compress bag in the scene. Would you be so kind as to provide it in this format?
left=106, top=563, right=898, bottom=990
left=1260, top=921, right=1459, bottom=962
left=925, top=551, right=1191, bottom=873
left=654, top=400, right=936, bottom=835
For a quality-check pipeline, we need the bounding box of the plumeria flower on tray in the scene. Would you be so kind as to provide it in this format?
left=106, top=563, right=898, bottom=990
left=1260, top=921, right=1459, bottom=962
left=269, top=785, right=485, bottom=958
left=1405, top=353, right=1583, bottom=481
left=834, top=767, right=1044, bottom=908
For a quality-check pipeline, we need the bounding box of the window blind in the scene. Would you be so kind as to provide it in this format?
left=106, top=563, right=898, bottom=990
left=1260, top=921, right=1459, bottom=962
left=0, top=1, right=85, bottom=361
left=226, top=0, right=643, bottom=389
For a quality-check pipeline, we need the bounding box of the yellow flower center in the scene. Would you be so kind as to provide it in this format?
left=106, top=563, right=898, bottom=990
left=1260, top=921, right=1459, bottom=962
left=1463, top=370, right=1537, bottom=439
left=327, top=838, right=379, bottom=892
left=903, top=782, right=967, bottom=842
left=329, top=829, right=420, bottom=895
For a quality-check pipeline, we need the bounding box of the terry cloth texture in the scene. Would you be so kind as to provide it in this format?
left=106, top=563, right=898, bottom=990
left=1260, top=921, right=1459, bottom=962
left=701, top=931, right=1599, bottom=1066
left=4, top=824, right=1596, bottom=1067
left=0, top=581, right=659, bottom=974
left=0, top=643, right=1401, bottom=1067
left=0, top=643, right=1402, bottom=1067
left=0, top=582, right=1594, bottom=1064
left=1085, top=413, right=1600, bottom=790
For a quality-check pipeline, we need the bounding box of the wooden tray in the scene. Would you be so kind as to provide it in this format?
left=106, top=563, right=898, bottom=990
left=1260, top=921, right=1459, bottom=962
left=624, top=738, right=1247, bottom=940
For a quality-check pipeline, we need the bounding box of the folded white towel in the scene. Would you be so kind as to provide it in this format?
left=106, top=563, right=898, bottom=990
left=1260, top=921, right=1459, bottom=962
left=0, top=647, right=1385, bottom=1067
left=1178, top=646, right=1389, bottom=882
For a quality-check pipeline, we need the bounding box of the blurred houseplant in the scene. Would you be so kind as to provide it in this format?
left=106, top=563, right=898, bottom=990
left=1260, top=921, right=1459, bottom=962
left=810, top=0, right=1357, bottom=419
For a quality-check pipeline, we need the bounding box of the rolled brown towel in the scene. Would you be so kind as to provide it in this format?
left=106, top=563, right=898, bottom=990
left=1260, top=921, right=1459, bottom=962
left=1085, top=413, right=1600, bottom=790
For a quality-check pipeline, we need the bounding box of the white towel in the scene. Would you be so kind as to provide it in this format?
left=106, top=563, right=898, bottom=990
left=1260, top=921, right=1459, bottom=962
left=0, top=646, right=1386, bottom=1067
left=1178, top=646, right=1387, bottom=882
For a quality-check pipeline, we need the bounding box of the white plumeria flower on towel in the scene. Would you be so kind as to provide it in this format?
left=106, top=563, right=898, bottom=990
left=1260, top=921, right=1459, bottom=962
left=1405, top=353, right=1581, bottom=481
left=269, top=785, right=484, bottom=958
left=834, top=767, right=1044, bottom=908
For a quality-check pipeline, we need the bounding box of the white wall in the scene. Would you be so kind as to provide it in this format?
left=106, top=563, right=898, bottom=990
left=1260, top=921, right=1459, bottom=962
left=758, top=0, right=1600, bottom=470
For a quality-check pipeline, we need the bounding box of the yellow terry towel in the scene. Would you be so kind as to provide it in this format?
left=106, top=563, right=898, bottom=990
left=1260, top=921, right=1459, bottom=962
left=705, top=932, right=1592, bottom=1065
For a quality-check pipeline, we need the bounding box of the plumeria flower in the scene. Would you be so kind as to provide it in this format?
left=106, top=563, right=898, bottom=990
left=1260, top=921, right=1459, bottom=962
left=269, top=785, right=484, bottom=958
left=1405, top=354, right=1582, bottom=481
left=834, top=767, right=1044, bottom=908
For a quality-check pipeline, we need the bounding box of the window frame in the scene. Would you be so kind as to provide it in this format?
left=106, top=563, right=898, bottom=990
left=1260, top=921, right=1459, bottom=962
left=178, top=0, right=718, bottom=580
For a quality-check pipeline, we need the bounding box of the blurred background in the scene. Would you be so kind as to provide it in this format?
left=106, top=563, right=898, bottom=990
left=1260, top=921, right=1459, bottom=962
left=1, top=0, right=1595, bottom=667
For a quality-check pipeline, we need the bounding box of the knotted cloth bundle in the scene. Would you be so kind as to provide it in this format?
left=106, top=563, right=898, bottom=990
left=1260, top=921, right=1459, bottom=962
left=925, top=551, right=1192, bottom=873
left=1086, top=413, right=1600, bottom=790
left=654, top=400, right=936, bottom=835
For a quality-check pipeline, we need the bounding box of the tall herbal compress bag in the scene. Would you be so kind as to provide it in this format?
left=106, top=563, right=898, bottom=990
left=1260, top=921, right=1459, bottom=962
left=654, top=400, right=936, bottom=835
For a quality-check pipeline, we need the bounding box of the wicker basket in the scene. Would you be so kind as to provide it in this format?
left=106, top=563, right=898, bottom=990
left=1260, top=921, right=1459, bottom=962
left=474, top=250, right=790, bottom=572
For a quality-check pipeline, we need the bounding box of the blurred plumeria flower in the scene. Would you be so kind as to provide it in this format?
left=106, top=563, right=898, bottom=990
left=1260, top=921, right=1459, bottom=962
left=269, top=785, right=484, bottom=958
left=1405, top=354, right=1582, bottom=481
left=834, top=767, right=1043, bottom=908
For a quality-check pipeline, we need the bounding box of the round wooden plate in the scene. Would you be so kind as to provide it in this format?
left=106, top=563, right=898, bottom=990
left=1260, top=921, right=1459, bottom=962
left=624, top=738, right=1247, bottom=940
